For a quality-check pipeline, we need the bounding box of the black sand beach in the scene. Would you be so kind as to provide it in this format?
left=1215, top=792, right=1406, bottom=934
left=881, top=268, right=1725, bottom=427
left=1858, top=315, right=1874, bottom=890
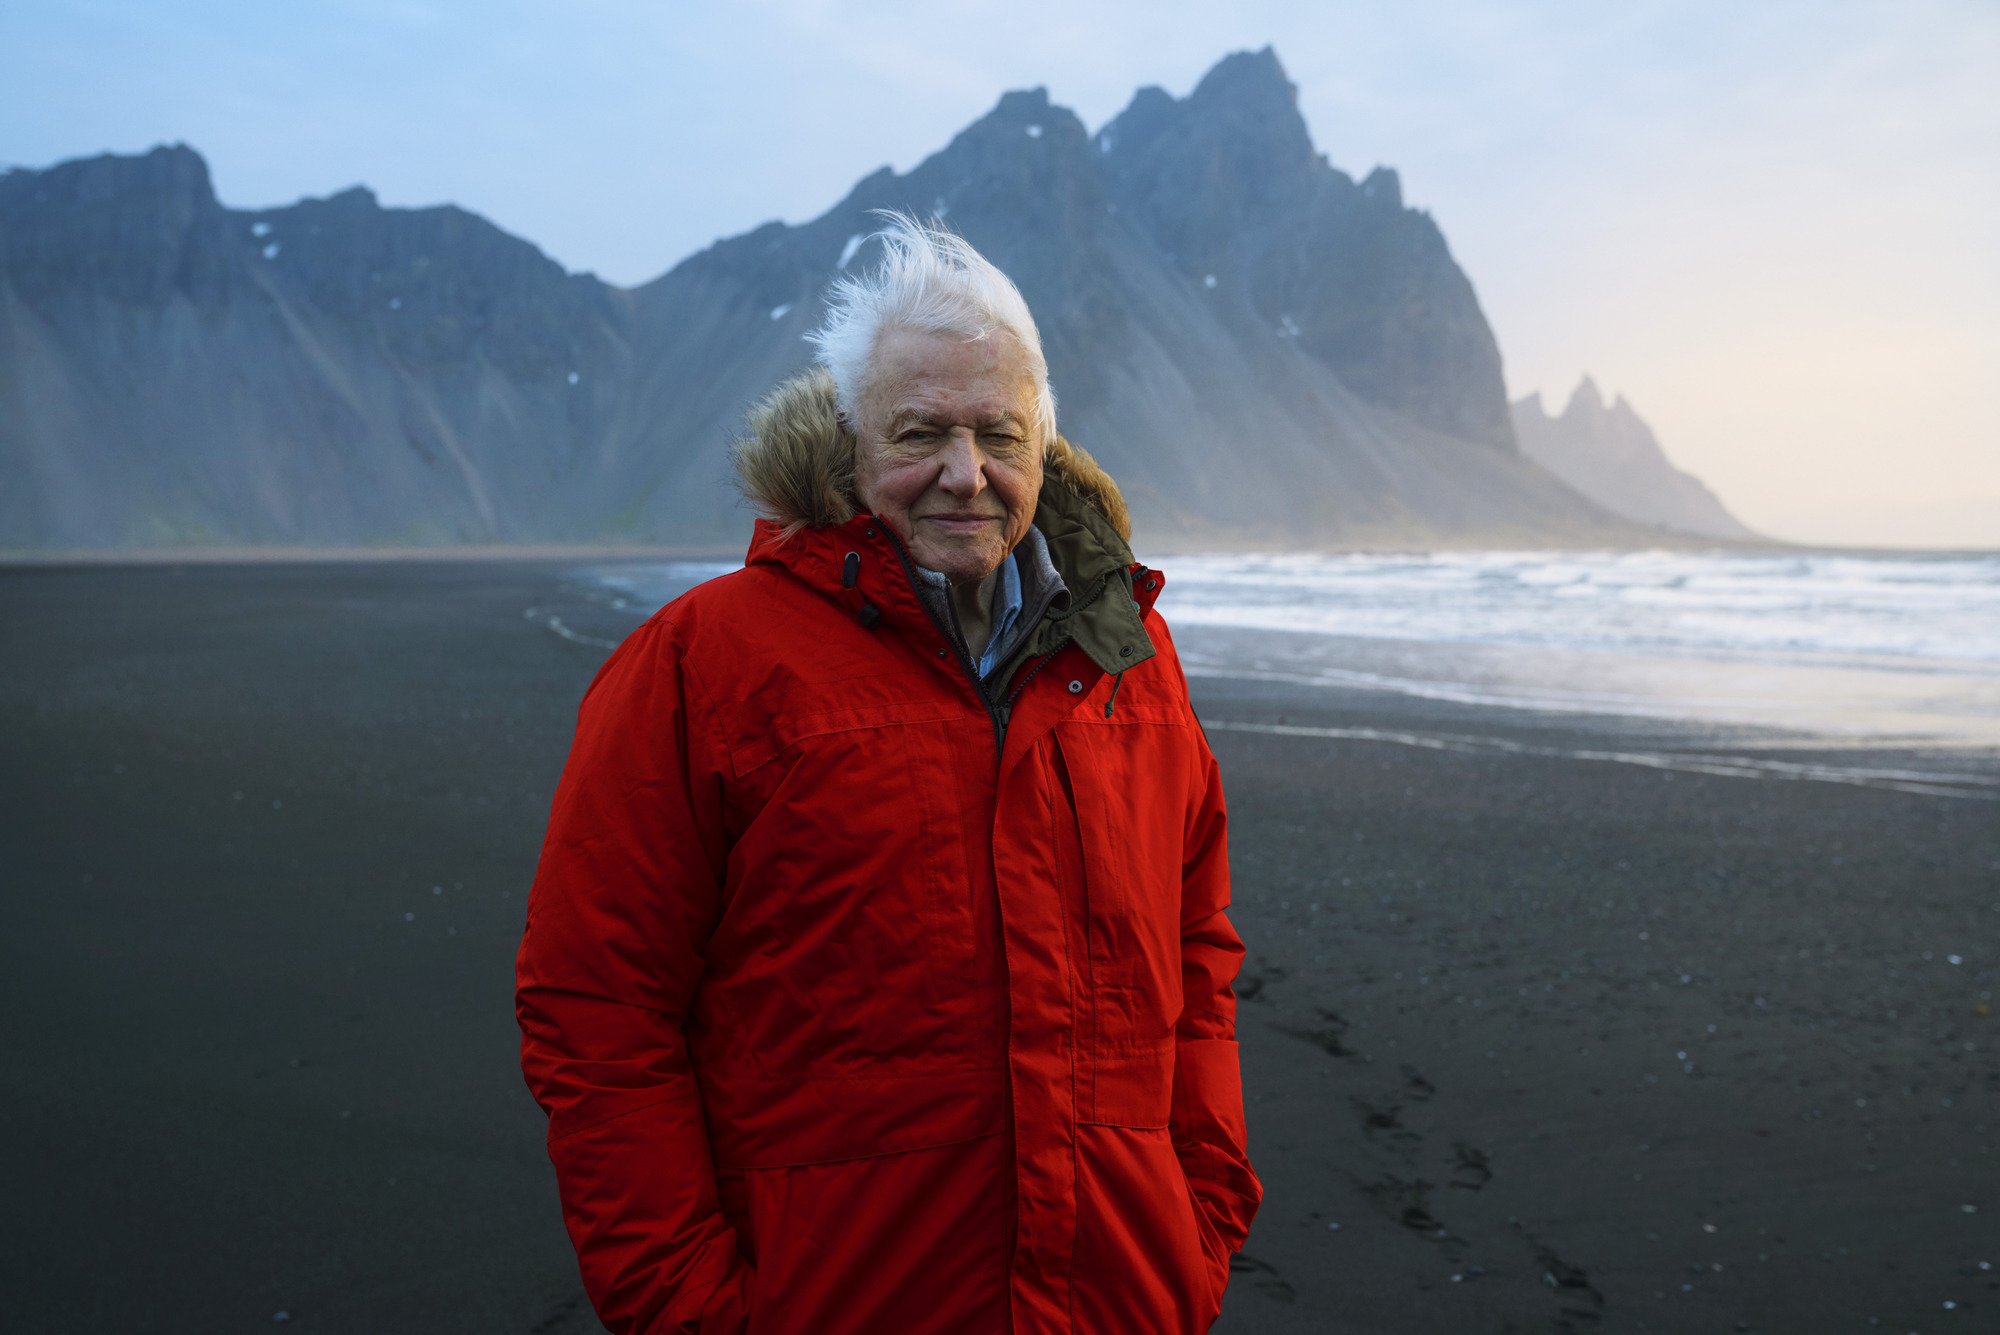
left=3, top=560, right=1995, bottom=1334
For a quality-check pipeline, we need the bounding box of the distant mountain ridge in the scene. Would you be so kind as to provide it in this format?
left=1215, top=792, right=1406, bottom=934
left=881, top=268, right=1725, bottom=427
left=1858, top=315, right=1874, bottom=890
left=0, top=47, right=1668, bottom=551
left=1512, top=379, right=1758, bottom=541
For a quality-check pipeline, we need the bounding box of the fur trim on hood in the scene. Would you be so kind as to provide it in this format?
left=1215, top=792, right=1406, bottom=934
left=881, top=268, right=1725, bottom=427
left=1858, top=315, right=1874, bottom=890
left=733, top=367, right=1132, bottom=542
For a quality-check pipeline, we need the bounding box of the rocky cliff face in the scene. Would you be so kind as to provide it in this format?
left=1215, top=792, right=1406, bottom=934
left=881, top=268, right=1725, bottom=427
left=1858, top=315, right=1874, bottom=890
left=1094, top=49, right=1514, bottom=450
left=1, top=48, right=1646, bottom=550
left=0, top=144, right=637, bottom=546
left=1511, top=379, right=1759, bottom=542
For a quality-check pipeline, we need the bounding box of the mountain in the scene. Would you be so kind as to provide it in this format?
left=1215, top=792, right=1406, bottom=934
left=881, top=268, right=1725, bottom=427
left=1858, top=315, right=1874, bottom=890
left=0, top=47, right=1653, bottom=551
left=1093, top=52, right=1511, bottom=450
left=1511, top=379, right=1759, bottom=541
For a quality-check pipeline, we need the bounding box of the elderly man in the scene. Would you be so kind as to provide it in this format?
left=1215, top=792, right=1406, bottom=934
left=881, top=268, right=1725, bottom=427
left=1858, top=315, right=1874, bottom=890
left=517, top=217, right=1259, bottom=1335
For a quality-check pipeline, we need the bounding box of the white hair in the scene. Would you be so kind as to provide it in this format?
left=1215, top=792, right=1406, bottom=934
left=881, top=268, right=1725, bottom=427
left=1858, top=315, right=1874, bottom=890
left=806, top=212, right=1057, bottom=449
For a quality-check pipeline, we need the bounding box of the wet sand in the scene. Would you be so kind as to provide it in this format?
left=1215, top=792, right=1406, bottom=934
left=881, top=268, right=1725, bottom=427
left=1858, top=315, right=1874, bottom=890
left=1, top=560, right=1994, bottom=1334
left=1195, top=671, right=1999, bottom=1334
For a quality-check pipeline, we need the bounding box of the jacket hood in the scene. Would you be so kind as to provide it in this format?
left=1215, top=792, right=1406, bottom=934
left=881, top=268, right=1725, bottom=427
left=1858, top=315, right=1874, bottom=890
left=732, top=367, right=1133, bottom=543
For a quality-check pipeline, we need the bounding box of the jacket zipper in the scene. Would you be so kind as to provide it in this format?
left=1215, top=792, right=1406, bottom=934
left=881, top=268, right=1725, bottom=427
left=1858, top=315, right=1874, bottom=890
left=878, top=527, right=1011, bottom=756
left=1002, top=644, right=1063, bottom=715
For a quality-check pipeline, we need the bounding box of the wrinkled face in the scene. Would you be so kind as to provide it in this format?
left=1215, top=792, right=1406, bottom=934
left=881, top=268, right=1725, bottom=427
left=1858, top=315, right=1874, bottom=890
left=853, top=327, right=1044, bottom=584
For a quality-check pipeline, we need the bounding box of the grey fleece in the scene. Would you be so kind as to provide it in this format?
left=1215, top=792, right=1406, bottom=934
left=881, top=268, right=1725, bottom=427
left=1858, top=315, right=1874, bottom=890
left=910, top=524, right=1069, bottom=700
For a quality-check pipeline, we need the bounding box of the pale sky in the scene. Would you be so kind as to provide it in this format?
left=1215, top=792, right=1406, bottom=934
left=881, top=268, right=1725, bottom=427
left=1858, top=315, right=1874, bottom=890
left=4, top=0, right=1996, bottom=548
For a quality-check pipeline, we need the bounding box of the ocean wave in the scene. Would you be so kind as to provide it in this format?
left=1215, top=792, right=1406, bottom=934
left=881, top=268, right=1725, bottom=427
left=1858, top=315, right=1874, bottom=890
left=1152, top=550, right=2000, bottom=666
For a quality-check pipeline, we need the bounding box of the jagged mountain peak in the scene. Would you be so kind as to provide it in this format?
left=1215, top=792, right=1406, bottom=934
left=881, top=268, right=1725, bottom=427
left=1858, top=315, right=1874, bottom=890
left=1359, top=166, right=1402, bottom=208
left=1099, top=46, right=1318, bottom=203
left=1186, top=45, right=1301, bottom=117
left=934, top=85, right=1089, bottom=158
left=1094, top=86, right=1173, bottom=157
left=1097, top=47, right=1300, bottom=157
left=1561, top=376, right=1654, bottom=433
left=1514, top=382, right=1758, bottom=541
left=4, top=142, right=215, bottom=209
left=940, top=89, right=1095, bottom=200
left=993, top=86, right=1054, bottom=116
left=814, top=83, right=1101, bottom=238
left=1567, top=374, right=1606, bottom=413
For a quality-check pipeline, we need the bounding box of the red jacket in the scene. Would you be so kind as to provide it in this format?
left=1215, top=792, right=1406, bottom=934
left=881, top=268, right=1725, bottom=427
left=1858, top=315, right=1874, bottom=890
left=517, top=372, right=1259, bottom=1334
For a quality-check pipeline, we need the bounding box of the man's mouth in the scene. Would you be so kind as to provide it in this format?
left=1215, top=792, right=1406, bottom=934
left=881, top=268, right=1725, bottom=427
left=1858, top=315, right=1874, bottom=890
left=921, top=513, right=1001, bottom=535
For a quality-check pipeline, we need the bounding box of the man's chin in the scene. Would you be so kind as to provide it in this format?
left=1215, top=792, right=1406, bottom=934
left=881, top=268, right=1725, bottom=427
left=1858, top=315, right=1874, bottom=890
left=909, top=538, right=1004, bottom=585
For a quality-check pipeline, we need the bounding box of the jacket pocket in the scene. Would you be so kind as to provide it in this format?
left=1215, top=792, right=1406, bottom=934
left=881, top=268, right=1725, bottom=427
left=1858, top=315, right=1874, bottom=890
left=1052, top=722, right=1194, bottom=1129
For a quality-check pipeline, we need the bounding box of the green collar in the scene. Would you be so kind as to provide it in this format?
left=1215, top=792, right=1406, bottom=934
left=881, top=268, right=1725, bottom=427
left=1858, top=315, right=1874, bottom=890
left=1004, top=471, right=1158, bottom=680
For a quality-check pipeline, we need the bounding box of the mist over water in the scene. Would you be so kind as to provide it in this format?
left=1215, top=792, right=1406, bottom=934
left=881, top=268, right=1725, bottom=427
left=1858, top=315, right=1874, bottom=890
left=582, top=550, right=2000, bottom=749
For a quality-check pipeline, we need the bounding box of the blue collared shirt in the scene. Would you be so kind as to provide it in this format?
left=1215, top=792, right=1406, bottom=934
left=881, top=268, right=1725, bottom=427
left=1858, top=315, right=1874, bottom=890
left=976, top=548, right=1025, bottom=679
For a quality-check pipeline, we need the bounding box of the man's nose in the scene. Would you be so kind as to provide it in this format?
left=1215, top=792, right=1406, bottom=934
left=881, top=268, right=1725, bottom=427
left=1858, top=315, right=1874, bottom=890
left=934, top=430, right=988, bottom=499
